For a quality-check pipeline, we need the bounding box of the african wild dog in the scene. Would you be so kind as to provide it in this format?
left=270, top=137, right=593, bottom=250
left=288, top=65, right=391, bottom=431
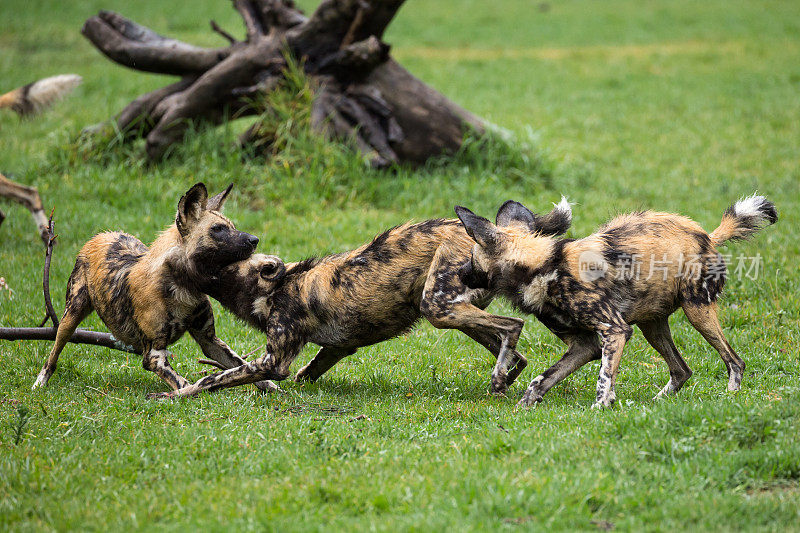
left=454, top=195, right=777, bottom=409
left=0, top=172, right=49, bottom=244
left=32, top=183, right=276, bottom=393
left=145, top=199, right=574, bottom=400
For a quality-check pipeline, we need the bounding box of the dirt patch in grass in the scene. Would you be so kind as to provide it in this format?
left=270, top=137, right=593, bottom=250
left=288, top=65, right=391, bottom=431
left=746, top=481, right=800, bottom=497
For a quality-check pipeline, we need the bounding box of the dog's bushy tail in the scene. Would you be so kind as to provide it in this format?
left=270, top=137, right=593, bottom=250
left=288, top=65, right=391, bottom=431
left=710, top=194, right=777, bottom=246
left=0, top=74, right=82, bottom=117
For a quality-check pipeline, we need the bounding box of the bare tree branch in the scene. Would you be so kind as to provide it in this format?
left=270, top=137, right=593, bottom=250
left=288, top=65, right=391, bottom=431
left=0, top=327, right=137, bottom=353
left=234, top=0, right=266, bottom=41
left=340, top=4, right=368, bottom=48
left=210, top=20, right=238, bottom=44
left=81, top=10, right=230, bottom=75
left=254, top=0, right=306, bottom=31
left=42, top=212, right=59, bottom=327
left=145, top=40, right=283, bottom=159
left=317, top=36, right=390, bottom=79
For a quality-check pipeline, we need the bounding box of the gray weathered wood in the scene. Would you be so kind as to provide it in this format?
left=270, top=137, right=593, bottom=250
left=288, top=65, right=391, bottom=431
left=82, top=0, right=485, bottom=167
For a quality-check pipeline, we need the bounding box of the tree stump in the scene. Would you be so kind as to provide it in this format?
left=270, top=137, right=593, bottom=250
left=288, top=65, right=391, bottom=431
left=81, top=0, right=486, bottom=167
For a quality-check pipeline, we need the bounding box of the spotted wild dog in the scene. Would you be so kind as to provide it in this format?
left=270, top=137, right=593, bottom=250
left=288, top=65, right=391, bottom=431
left=454, top=195, right=777, bottom=409
left=32, top=183, right=276, bottom=393
left=145, top=199, right=574, bottom=400
left=0, top=172, right=49, bottom=244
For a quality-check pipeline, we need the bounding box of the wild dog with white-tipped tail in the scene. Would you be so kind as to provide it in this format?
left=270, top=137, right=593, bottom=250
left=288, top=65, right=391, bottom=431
left=455, top=195, right=777, bottom=409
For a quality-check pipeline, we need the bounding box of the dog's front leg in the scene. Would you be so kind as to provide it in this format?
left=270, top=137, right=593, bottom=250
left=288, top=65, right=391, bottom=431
left=192, top=333, right=282, bottom=393
left=295, top=346, right=356, bottom=382
left=148, top=329, right=304, bottom=400
left=592, top=321, right=632, bottom=409
left=421, top=246, right=526, bottom=395
left=187, top=302, right=280, bottom=392
left=518, top=331, right=601, bottom=408
left=147, top=355, right=287, bottom=399
left=143, top=348, right=191, bottom=391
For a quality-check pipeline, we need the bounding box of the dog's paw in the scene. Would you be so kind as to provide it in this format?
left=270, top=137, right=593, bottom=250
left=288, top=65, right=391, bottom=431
left=293, top=366, right=317, bottom=383
left=489, top=379, right=509, bottom=397
left=146, top=391, right=176, bottom=400
left=591, top=400, right=615, bottom=410
left=515, top=394, right=542, bottom=410
left=254, top=380, right=282, bottom=393
left=32, top=369, right=52, bottom=390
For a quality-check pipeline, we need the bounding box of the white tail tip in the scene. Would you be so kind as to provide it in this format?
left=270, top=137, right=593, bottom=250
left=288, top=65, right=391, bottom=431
left=553, top=195, right=572, bottom=221
left=25, top=74, right=83, bottom=114
left=732, top=194, right=770, bottom=219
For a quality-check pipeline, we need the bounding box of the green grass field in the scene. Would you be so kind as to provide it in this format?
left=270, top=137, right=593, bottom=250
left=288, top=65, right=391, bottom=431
left=2, top=0, right=799, bottom=530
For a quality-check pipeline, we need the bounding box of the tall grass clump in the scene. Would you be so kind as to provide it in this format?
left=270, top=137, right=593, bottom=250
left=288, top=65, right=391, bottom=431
left=35, top=57, right=554, bottom=220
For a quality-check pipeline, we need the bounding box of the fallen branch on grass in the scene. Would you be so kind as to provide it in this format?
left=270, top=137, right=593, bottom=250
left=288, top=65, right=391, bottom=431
left=0, top=214, right=137, bottom=354
left=81, top=0, right=485, bottom=167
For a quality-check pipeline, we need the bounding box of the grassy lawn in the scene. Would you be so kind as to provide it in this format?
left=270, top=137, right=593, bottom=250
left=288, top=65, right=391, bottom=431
left=2, top=0, right=799, bottom=530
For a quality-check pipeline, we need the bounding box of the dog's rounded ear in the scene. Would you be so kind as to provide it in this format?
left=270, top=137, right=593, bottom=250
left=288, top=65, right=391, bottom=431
left=207, top=183, right=234, bottom=212
left=176, top=183, right=208, bottom=234
left=496, top=200, right=536, bottom=230
left=259, top=255, right=286, bottom=281
left=455, top=206, right=498, bottom=249
left=495, top=197, right=572, bottom=236
left=535, top=196, right=572, bottom=236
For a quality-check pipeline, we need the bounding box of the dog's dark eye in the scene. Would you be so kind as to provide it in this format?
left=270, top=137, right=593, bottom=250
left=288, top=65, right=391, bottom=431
left=210, top=224, right=228, bottom=237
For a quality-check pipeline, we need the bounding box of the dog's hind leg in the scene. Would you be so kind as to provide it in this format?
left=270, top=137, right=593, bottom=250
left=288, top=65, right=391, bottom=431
left=681, top=302, right=744, bottom=391
left=187, top=300, right=280, bottom=392
left=421, top=243, right=525, bottom=396
left=505, top=353, right=529, bottom=386
left=639, top=318, right=693, bottom=399
left=517, top=331, right=601, bottom=408
left=33, top=260, right=94, bottom=389
left=295, top=346, right=356, bottom=382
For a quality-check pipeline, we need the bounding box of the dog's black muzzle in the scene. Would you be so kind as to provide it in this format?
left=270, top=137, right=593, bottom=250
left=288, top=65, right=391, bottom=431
left=235, top=231, right=259, bottom=260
